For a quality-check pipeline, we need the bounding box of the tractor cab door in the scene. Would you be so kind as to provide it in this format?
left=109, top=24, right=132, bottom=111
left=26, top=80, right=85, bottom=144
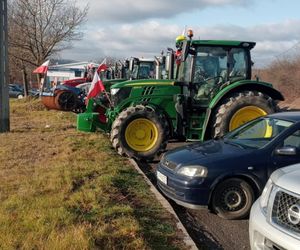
left=177, top=45, right=250, bottom=140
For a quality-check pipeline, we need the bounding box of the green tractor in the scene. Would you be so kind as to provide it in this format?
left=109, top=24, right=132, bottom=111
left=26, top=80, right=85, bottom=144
left=102, top=56, right=166, bottom=90
left=78, top=32, right=283, bottom=160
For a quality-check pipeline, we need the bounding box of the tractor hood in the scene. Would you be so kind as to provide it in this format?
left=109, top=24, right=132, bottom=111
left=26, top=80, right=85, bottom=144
left=110, top=79, right=175, bottom=89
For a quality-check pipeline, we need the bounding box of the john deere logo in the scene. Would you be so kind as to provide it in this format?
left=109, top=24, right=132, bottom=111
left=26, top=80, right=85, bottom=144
left=287, top=204, right=300, bottom=225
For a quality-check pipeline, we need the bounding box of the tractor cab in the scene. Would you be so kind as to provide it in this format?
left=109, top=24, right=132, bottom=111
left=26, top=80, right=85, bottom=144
left=178, top=39, right=255, bottom=106
left=129, top=58, right=156, bottom=80
left=128, top=55, right=172, bottom=80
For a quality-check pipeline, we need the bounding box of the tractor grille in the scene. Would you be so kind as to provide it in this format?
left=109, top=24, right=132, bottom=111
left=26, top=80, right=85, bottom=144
left=142, top=86, right=156, bottom=96
left=271, top=189, right=300, bottom=238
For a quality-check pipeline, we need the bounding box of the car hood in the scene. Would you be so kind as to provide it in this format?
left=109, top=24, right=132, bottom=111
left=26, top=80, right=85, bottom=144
left=271, top=164, right=300, bottom=194
left=164, top=139, right=254, bottom=166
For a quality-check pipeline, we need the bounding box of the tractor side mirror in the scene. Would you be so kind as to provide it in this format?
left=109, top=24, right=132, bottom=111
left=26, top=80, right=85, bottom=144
left=275, top=146, right=297, bottom=156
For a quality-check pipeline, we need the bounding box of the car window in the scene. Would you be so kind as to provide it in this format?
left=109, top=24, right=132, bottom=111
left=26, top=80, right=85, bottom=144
left=225, top=118, right=294, bottom=149
left=283, top=130, right=300, bottom=148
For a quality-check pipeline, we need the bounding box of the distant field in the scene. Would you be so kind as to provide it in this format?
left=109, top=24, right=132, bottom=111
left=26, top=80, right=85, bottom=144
left=0, top=99, right=188, bottom=249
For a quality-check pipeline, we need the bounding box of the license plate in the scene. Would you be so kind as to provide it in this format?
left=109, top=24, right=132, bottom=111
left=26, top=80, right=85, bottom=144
left=157, top=171, right=167, bottom=185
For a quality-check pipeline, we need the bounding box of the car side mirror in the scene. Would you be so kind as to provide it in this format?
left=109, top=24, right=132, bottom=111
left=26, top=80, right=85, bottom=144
left=275, top=146, right=297, bottom=156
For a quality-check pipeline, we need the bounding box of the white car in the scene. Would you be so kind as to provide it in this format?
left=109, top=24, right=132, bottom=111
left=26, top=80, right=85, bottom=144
left=249, top=164, right=300, bottom=250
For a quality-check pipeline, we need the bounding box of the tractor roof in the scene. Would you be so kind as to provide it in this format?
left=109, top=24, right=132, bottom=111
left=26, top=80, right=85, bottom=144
left=191, top=40, right=256, bottom=49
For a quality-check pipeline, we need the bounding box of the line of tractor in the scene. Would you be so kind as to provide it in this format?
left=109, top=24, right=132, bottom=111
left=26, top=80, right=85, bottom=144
left=75, top=30, right=283, bottom=160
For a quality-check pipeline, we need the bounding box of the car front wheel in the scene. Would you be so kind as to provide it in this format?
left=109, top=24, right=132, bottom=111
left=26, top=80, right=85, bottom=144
left=211, top=178, right=254, bottom=220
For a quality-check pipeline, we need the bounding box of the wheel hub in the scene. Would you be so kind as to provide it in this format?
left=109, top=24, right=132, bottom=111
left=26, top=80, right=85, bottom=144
left=229, top=106, right=267, bottom=131
left=125, top=118, right=158, bottom=152
left=221, top=187, right=246, bottom=211
left=224, top=190, right=242, bottom=209
left=136, top=129, right=146, bottom=139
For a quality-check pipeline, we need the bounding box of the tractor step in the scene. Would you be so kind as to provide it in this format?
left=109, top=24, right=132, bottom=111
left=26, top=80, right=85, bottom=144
left=186, top=114, right=205, bottom=140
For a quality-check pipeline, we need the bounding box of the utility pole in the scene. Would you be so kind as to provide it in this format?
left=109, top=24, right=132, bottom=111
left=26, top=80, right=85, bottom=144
left=0, top=0, right=9, bottom=132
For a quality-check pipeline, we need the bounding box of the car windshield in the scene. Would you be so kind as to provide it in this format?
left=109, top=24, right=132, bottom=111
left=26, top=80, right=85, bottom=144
left=224, top=117, right=294, bottom=149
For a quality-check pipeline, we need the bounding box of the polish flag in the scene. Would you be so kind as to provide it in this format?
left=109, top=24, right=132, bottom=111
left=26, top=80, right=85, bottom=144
left=87, top=71, right=105, bottom=99
left=33, top=60, right=50, bottom=74
left=96, top=58, right=107, bottom=73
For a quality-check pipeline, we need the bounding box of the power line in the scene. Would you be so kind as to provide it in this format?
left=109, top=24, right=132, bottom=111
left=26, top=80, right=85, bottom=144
left=274, top=41, right=300, bottom=59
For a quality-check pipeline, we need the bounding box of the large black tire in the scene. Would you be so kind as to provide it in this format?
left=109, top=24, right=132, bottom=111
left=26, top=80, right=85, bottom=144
left=212, top=91, right=278, bottom=138
left=110, top=105, right=168, bottom=160
left=211, top=178, right=254, bottom=220
left=57, top=91, right=78, bottom=111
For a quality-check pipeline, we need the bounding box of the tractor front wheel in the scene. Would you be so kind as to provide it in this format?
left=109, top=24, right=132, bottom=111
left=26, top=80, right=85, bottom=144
left=212, top=91, right=278, bottom=138
left=110, top=105, right=168, bottom=160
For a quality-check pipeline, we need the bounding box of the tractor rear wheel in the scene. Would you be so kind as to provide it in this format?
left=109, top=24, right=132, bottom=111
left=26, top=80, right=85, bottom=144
left=212, top=91, right=278, bottom=138
left=110, top=105, right=168, bottom=160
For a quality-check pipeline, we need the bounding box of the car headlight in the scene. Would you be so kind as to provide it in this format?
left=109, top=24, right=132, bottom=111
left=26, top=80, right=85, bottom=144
left=259, top=178, right=273, bottom=215
left=110, top=88, right=119, bottom=96
left=177, top=165, right=208, bottom=177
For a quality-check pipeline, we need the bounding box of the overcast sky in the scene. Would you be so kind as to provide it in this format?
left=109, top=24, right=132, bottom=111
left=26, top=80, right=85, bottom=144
left=61, top=0, right=300, bottom=67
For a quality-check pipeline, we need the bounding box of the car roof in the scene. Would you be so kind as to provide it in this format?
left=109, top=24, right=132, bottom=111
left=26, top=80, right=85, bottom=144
left=267, top=111, right=300, bottom=122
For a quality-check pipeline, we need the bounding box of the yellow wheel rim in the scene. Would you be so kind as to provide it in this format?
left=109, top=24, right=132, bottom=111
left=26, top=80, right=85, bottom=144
left=125, top=118, right=159, bottom=152
left=229, top=106, right=267, bottom=131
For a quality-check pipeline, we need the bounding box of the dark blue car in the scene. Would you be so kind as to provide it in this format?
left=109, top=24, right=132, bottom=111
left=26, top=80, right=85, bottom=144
left=157, top=112, right=300, bottom=220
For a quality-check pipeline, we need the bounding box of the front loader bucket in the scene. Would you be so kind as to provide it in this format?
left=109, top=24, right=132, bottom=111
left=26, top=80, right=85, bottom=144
left=77, top=112, right=99, bottom=132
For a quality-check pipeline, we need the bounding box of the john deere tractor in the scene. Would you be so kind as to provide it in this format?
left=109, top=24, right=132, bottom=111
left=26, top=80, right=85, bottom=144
left=78, top=32, right=283, bottom=160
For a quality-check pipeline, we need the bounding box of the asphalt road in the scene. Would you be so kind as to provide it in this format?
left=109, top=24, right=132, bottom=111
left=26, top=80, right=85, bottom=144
left=137, top=141, right=250, bottom=250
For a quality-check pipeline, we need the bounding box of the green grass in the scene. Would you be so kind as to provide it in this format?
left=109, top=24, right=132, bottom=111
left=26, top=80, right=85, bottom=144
left=0, top=98, right=188, bottom=250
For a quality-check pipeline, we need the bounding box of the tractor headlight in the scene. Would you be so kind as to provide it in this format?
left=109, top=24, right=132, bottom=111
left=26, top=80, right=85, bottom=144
left=259, top=178, right=273, bottom=216
left=177, top=165, right=208, bottom=177
left=110, top=88, right=120, bottom=96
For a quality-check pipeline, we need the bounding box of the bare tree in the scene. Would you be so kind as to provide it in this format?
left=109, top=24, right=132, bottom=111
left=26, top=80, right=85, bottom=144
left=8, top=0, right=88, bottom=94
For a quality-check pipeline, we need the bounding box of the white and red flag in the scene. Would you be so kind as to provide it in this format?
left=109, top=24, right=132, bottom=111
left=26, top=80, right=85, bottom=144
left=33, top=60, right=50, bottom=74
left=86, top=71, right=105, bottom=100
left=96, top=58, right=108, bottom=74
left=96, top=58, right=107, bottom=74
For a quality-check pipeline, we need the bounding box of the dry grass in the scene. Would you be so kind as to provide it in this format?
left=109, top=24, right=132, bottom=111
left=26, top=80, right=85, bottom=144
left=0, top=98, right=188, bottom=250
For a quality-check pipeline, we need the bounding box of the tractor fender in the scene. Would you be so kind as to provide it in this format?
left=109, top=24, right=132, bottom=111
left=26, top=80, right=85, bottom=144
left=200, top=80, right=284, bottom=140
left=209, top=80, right=284, bottom=110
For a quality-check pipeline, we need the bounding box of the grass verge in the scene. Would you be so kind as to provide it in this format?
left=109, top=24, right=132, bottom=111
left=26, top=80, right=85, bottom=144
left=0, top=99, right=188, bottom=249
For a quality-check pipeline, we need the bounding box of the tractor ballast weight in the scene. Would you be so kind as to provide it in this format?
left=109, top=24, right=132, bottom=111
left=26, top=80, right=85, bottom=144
left=78, top=37, right=284, bottom=160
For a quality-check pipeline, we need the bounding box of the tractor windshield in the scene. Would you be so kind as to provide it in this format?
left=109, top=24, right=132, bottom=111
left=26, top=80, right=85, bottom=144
left=179, top=45, right=250, bottom=101
left=131, top=61, right=155, bottom=79
left=197, top=47, right=247, bottom=82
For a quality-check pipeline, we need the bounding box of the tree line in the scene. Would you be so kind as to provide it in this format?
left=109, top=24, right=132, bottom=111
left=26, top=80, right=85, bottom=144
left=8, top=0, right=88, bottom=96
